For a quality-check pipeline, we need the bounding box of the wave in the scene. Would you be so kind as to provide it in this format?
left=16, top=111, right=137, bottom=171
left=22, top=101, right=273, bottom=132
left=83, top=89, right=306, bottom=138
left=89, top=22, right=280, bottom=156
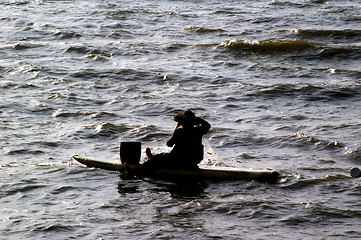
left=12, top=42, right=44, bottom=50
left=245, top=83, right=361, bottom=102
left=66, top=46, right=100, bottom=55
left=54, top=30, right=82, bottom=40
left=65, top=45, right=112, bottom=61
left=270, top=1, right=312, bottom=7
left=317, top=43, right=361, bottom=60
left=72, top=122, right=131, bottom=140
left=52, top=109, right=96, bottom=118
left=72, top=122, right=168, bottom=142
left=218, top=38, right=361, bottom=61
left=270, top=0, right=334, bottom=7
left=291, top=132, right=345, bottom=151
left=185, top=26, right=225, bottom=34
left=210, top=129, right=345, bottom=155
left=164, top=39, right=319, bottom=54
left=8, top=149, right=46, bottom=155
left=289, top=28, right=361, bottom=42
left=345, top=147, right=361, bottom=162
left=68, top=68, right=156, bottom=81
left=282, top=173, right=349, bottom=191
left=219, top=39, right=318, bottom=52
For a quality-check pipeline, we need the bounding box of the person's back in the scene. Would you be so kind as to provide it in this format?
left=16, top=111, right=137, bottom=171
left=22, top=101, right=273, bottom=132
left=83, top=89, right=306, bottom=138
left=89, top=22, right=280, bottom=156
left=167, top=114, right=211, bottom=168
left=142, top=110, right=211, bottom=170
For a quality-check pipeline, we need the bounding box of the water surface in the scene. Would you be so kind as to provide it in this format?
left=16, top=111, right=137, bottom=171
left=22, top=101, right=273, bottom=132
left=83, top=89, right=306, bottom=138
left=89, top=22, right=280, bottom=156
left=1, top=0, right=361, bottom=239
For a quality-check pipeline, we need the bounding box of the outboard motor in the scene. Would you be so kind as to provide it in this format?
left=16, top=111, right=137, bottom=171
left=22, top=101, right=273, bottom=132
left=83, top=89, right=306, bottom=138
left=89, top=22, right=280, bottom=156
left=120, top=142, right=141, bottom=165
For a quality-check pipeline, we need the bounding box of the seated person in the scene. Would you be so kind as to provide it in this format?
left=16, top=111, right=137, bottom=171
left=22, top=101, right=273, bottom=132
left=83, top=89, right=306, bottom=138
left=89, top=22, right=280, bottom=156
left=142, top=110, right=211, bottom=170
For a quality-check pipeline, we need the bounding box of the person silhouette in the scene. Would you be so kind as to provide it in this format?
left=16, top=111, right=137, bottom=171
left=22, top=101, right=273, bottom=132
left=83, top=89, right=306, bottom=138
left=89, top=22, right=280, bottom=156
left=143, top=110, right=211, bottom=170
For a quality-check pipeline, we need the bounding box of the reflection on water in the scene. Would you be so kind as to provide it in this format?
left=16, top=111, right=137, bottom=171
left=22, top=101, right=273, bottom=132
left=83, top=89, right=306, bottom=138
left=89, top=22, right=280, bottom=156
left=117, top=178, right=142, bottom=195
left=118, top=177, right=208, bottom=199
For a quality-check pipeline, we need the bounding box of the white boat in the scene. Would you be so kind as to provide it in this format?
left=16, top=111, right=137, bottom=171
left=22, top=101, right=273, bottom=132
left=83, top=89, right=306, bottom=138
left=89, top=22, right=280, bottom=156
left=73, top=155, right=279, bottom=182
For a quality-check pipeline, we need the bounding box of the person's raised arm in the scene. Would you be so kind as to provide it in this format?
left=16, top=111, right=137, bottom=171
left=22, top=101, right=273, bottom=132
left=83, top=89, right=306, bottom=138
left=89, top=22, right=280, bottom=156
left=166, top=129, right=178, bottom=147
left=196, top=117, right=211, bottom=135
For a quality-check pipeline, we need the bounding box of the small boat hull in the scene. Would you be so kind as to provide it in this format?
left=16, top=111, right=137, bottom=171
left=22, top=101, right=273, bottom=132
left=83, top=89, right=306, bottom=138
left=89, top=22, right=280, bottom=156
left=72, top=155, right=279, bottom=182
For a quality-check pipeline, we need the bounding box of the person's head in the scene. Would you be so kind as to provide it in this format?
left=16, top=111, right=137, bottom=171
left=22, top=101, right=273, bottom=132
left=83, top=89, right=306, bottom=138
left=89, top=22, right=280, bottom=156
left=173, top=110, right=196, bottom=127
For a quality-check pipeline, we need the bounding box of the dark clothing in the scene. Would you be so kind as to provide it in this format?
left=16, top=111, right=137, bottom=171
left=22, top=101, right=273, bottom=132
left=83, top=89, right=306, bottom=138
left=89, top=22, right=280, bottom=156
left=142, top=118, right=211, bottom=170
left=167, top=118, right=211, bottom=167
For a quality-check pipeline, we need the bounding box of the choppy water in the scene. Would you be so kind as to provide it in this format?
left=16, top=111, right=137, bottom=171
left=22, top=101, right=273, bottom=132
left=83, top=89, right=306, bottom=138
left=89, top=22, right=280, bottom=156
left=1, top=0, right=361, bottom=239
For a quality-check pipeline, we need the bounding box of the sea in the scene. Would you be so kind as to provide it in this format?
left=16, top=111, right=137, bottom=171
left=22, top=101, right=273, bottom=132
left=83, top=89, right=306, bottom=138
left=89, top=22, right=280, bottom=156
left=1, top=0, right=361, bottom=239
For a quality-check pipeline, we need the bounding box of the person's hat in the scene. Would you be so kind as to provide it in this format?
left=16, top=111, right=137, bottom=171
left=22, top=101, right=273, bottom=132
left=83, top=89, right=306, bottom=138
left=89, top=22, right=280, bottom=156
left=173, top=110, right=196, bottom=123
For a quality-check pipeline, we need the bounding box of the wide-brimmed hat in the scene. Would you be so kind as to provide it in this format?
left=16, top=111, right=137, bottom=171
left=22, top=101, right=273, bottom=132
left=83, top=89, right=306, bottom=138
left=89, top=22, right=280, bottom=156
left=173, top=110, right=196, bottom=123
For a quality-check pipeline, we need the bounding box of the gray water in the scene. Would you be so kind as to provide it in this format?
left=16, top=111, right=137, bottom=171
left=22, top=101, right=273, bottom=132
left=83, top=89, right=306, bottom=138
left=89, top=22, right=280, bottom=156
left=1, top=0, right=361, bottom=239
